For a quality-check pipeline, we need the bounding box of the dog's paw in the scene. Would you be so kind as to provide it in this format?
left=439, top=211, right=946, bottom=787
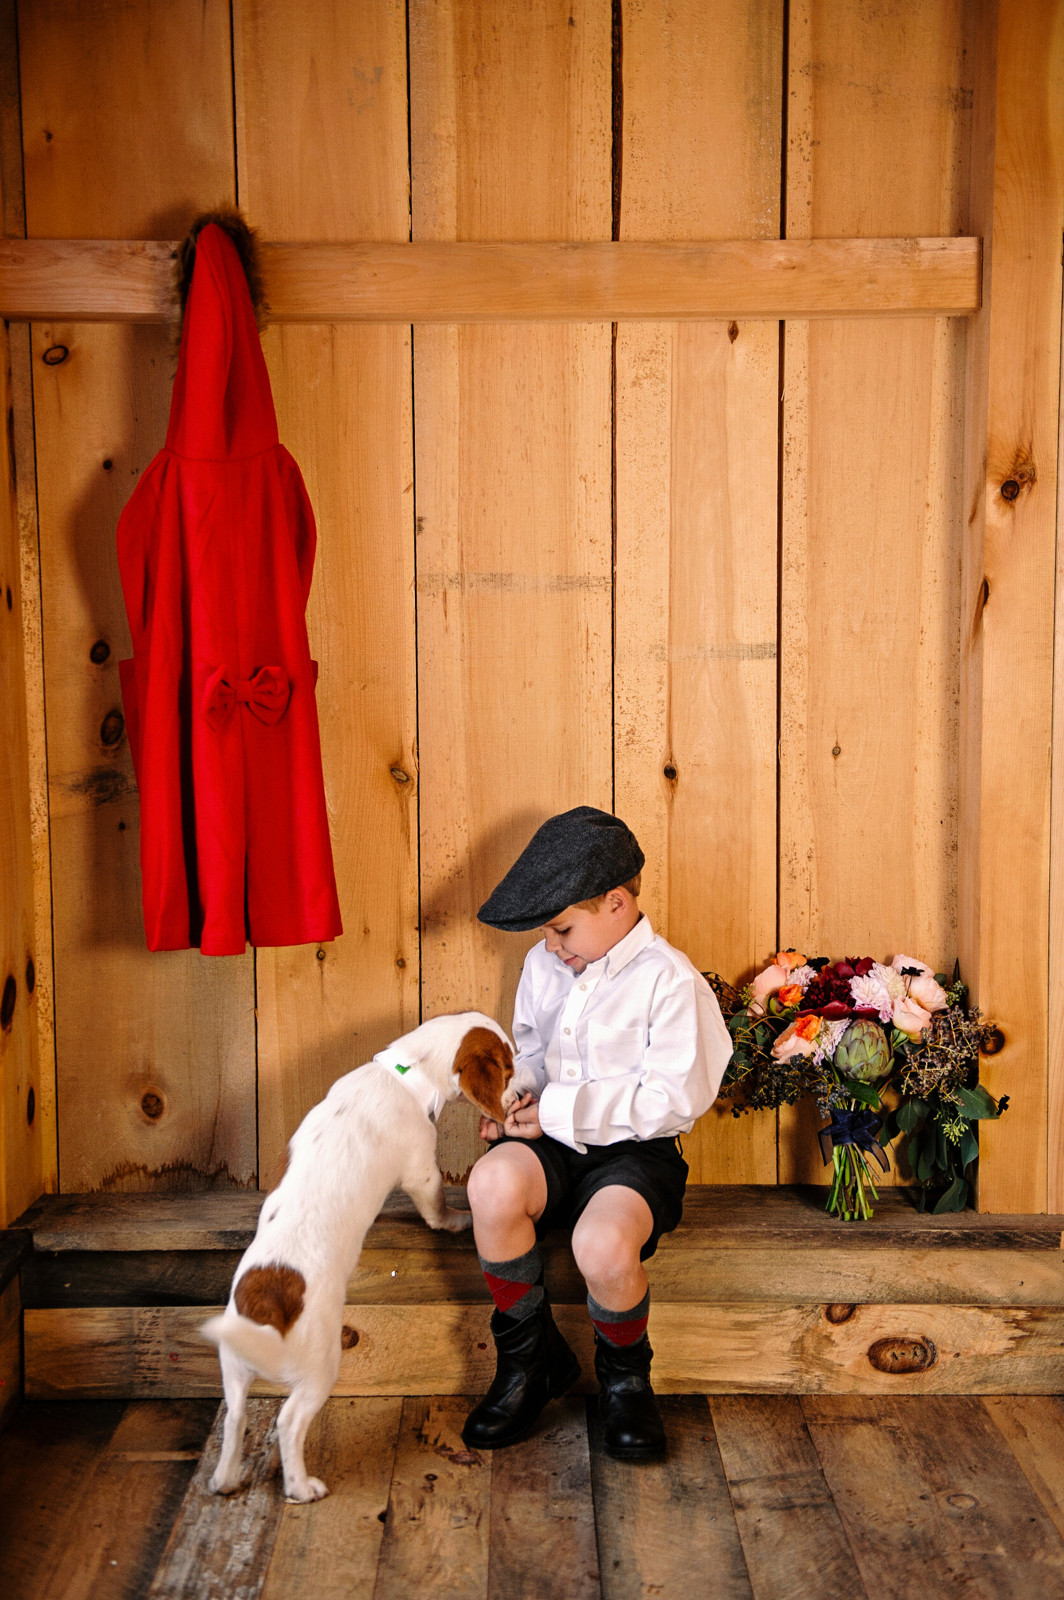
left=209, top=1470, right=244, bottom=1496
left=439, top=1205, right=474, bottom=1232
left=284, top=1476, right=329, bottom=1503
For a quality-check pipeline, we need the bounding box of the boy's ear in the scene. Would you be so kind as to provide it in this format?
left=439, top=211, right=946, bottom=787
left=454, top=1027, right=514, bottom=1122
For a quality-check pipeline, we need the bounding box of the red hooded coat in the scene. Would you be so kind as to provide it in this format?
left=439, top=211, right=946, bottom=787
left=117, top=223, right=343, bottom=955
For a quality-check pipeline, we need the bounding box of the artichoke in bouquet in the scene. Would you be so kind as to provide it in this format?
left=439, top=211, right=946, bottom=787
left=834, top=1018, right=891, bottom=1083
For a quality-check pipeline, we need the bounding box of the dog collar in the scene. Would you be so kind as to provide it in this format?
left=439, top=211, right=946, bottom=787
left=373, top=1052, right=444, bottom=1124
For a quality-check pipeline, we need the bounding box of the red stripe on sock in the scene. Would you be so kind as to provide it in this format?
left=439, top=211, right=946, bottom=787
left=484, top=1272, right=534, bottom=1314
left=592, top=1314, right=648, bottom=1347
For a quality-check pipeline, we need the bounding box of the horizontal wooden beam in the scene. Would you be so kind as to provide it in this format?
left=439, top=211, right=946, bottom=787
left=0, top=236, right=981, bottom=323
left=25, top=1298, right=1064, bottom=1397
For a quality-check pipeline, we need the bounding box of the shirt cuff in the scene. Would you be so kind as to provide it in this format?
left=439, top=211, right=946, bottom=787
left=538, top=1084, right=586, bottom=1153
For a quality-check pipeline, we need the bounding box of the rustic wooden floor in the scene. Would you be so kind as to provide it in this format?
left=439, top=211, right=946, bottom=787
left=5, top=1391, right=1064, bottom=1599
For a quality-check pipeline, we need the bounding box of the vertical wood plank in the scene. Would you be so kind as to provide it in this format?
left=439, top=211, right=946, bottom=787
left=711, top=1394, right=865, bottom=1600
left=0, top=0, right=49, bottom=1213
left=962, top=0, right=1064, bottom=1212
left=373, top=1396, right=491, bottom=1600
left=0, top=307, right=41, bottom=1222
left=615, top=0, right=782, bottom=1184
left=589, top=1394, right=752, bottom=1600
left=234, top=0, right=419, bottom=1177
left=410, top=0, right=613, bottom=1179
left=779, top=0, right=972, bottom=1183
left=261, top=1399, right=403, bottom=1600
left=18, top=0, right=255, bottom=1192
left=489, top=1396, right=600, bottom=1600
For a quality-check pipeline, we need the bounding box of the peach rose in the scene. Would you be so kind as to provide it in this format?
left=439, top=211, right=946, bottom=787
left=776, top=949, right=807, bottom=972
left=908, top=973, right=948, bottom=1013
left=748, top=963, right=790, bottom=1016
left=892, top=995, right=933, bottom=1038
left=772, top=1013, right=821, bottom=1061
left=890, top=954, right=933, bottom=979
left=778, top=984, right=804, bottom=1008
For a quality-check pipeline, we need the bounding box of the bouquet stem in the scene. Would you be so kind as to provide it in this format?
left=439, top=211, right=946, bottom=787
left=825, top=1141, right=880, bottom=1221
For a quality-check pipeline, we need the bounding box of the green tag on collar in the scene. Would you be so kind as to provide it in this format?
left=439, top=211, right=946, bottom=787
left=393, top=1062, right=412, bottom=1075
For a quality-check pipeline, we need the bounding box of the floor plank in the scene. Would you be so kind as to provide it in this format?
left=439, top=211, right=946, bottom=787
left=489, top=1395, right=600, bottom=1599
left=983, top=1395, right=1064, bottom=1543
left=887, top=1395, right=1064, bottom=1599
left=261, top=1399, right=403, bottom=1600
left=589, top=1393, right=752, bottom=1600
left=0, top=1400, right=127, bottom=1598
left=372, top=1397, right=491, bottom=1600
left=710, top=1395, right=866, bottom=1600
left=147, top=1399, right=284, bottom=1600
left=802, top=1395, right=984, bottom=1598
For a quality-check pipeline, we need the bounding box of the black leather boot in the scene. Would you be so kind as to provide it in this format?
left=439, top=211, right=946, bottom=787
left=594, top=1332, right=666, bottom=1461
left=462, top=1293, right=581, bottom=1449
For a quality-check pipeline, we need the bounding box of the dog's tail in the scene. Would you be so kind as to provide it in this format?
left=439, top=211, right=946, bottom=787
left=200, top=1312, right=287, bottom=1380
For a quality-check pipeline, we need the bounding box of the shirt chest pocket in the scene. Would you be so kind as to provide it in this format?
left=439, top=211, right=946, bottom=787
left=586, top=1021, right=644, bottom=1078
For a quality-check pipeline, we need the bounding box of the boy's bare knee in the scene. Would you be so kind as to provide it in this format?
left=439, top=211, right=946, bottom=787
left=572, top=1219, right=634, bottom=1284
left=466, top=1149, right=535, bottom=1219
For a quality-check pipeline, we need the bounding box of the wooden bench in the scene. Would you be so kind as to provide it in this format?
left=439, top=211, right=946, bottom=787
left=11, top=1186, right=1064, bottom=1398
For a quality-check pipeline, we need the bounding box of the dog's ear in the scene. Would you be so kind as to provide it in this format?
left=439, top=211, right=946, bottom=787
left=455, top=1026, right=514, bottom=1122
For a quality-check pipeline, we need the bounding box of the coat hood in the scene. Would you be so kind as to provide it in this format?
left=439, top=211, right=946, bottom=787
left=165, top=222, right=278, bottom=460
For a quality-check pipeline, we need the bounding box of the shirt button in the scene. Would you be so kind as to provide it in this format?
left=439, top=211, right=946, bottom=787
left=563, top=1027, right=571, bottom=1035
left=566, top=1067, right=578, bottom=1078
left=579, top=983, right=587, bottom=991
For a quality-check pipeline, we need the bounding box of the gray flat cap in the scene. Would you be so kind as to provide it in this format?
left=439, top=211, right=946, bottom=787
left=477, top=806, right=644, bottom=931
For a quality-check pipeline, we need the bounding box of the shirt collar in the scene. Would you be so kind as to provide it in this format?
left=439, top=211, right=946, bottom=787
left=372, top=1051, right=444, bottom=1123
left=582, top=914, right=654, bottom=980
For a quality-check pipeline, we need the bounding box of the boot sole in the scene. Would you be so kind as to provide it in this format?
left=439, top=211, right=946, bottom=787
left=603, top=1441, right=667, bottom=1462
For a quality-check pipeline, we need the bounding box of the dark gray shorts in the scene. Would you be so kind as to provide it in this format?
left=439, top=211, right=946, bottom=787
left=495, top=1132, right=689, bottom=1261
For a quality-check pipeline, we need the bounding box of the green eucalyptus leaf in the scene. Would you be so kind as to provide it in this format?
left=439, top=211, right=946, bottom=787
left=932, top=1176, right=969, bottom=1214
left=960, top=1127, right=979, bottom=1168
left=956, top=1084, right=999, bottom=1120
left=897, top=1098, right=928, bottom=1133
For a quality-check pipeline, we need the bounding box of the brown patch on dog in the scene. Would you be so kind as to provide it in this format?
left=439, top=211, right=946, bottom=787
left=235, top=1264, right=305, bottom=1335
left=455, top=1026, right=514, bottom=1122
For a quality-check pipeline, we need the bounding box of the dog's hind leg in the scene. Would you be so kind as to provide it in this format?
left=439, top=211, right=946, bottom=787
left=276, top=1365, right=336, bottom=1503
left=210, top=1346, right=253, bottom=1494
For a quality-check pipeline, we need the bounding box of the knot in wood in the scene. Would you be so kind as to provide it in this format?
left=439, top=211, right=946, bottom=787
left=0, top=973, right=15, bottom=1030
left=42, top=344, right=68, bottom=366
left=90, top=639, right=111, bottom=664
left=25, top=956, right=35, bottom=993
left=100, top=709, right=125, bottom=747
left=140, top=1090, right=165, bottom=1120
left=867, top=1335, right=936, bottom=1374
left=390, top=766, right=411, bottom=784
left=1000, top=478, right=1020, bottom=501
left=27, top=1086, right=35, bottom=1125
left=663, top=763, right=678, bottom=781
left=825, top=1302, right=856, bottom=1324
left=981, top=1026, right=1005, bottom=1055
left=340, top=1325, right=360, bottom=1350
left=5, top=586, right=11, bottom=610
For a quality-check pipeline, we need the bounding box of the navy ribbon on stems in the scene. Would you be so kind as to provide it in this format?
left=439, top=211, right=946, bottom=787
left=818, top=1107, right=890, bottom=1172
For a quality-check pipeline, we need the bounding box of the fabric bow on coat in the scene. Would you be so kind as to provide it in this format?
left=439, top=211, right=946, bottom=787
left=117, top=223, right=343, bottom=955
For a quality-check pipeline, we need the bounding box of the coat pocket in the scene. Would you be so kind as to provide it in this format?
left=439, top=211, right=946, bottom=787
left=586, top=1021, right=644, bottom=1078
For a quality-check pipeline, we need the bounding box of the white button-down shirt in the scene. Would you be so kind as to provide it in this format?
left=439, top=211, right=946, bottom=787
left=512, top=915, right=733, bottom=1153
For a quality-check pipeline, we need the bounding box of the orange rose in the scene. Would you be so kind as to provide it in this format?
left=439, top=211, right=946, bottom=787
left=776, top=949, right=807, bottom=971
left=794, top=1014, right=821, bottom=1041
left=778, top=984, right=803, bottom=1008
left=772, top=1014, right=821, bottom=1061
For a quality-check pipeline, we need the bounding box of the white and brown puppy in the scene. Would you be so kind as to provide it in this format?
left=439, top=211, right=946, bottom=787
left=202, top=1011, right=516, bottom=1502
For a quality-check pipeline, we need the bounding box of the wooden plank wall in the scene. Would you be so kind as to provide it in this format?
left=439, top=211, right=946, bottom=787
left=3, top=0, right=1062, bottom=1209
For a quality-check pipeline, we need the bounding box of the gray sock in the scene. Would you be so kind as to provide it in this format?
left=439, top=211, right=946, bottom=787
left=588, top=1289, right=650, bottom=1347
left=480, top=1243, right=545, bottom=1322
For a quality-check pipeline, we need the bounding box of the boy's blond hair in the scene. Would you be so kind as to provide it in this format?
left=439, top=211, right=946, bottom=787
left=574, top=872, right=641, bottom=913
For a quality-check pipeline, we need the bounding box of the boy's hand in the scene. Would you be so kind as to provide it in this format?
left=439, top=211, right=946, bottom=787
left=504, top=1093, right=542, bottom=1140
left=479, top=1115, right=503, bottom=1142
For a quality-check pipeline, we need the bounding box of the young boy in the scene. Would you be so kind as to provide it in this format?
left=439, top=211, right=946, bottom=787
left=463, top=806, right=732, bottom=1460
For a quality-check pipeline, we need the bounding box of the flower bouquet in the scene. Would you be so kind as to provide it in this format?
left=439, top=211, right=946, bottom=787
left=708, top=951, right=1007, bottom=1220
